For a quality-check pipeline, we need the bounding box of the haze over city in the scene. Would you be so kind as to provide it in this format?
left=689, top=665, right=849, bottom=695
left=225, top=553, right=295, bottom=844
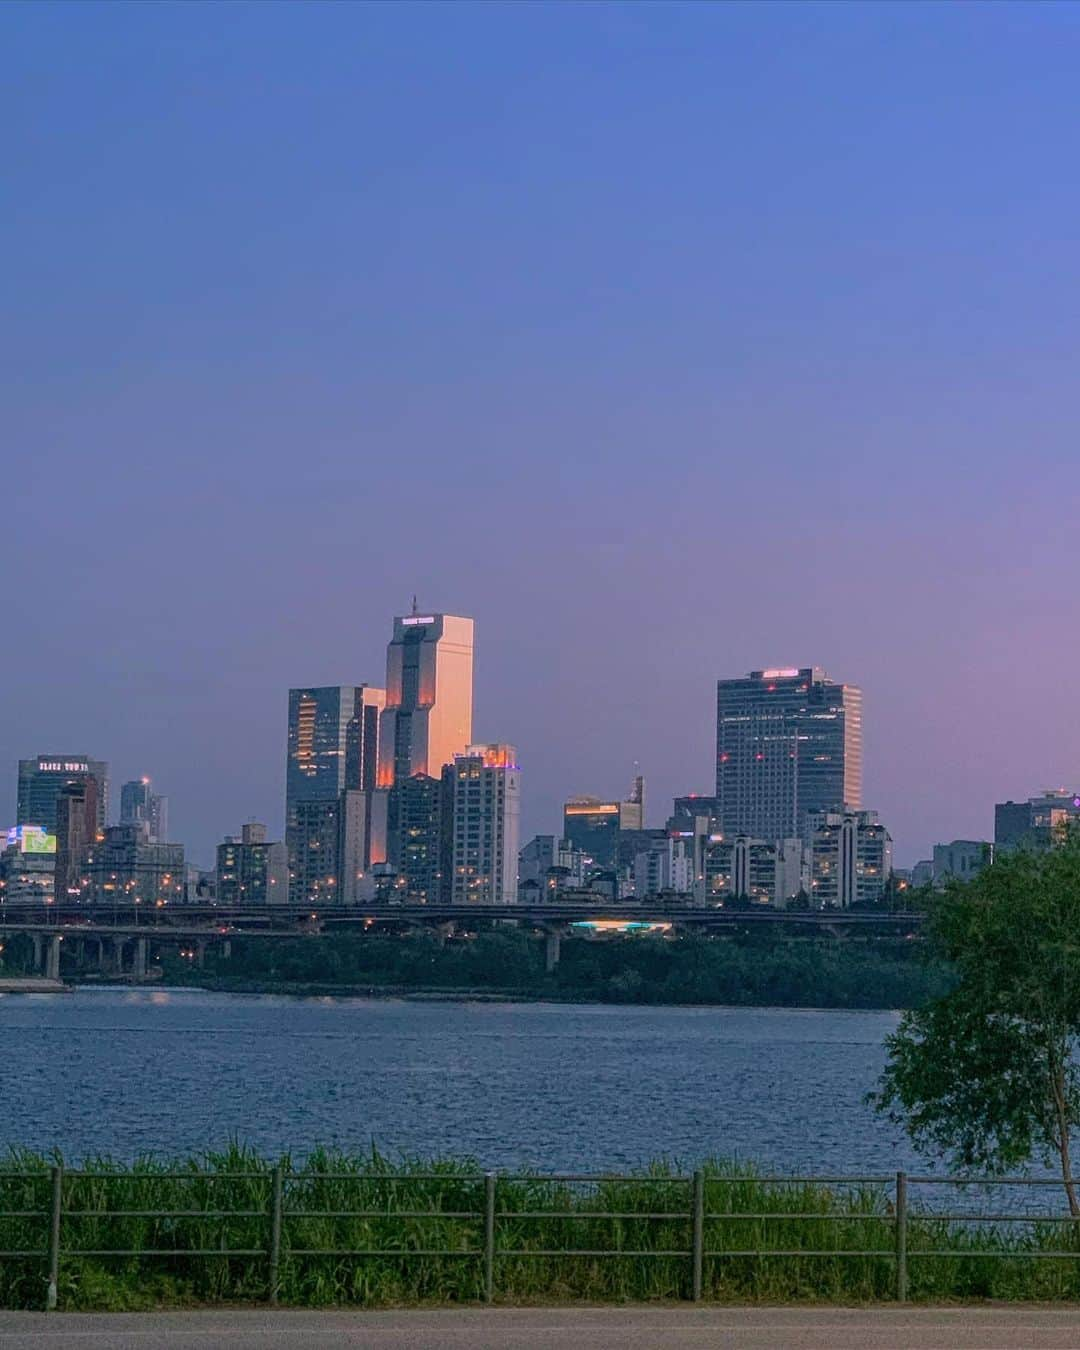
left=6, top=3, right=1080, bottom=866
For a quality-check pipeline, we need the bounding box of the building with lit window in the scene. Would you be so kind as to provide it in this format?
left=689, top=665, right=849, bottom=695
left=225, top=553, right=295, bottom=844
left=715, top=668, right=861, bottom=843
left=705, top=836, right=804, bottom=906
left=562, top=776, right=645, bottom=873
left=518, top=836, right=589, bottom=897
left=994, top=790, right=1080, bottom=852
left=286, top=685, right=385, bottom=903
left=216, top=822, right=288, bottom=906
left=806, top=809, right=891, bottom=908
left=632, top=836, right=694, bottom=898
left=0, top=826, right=56, bottom=906
left=17, top=756, right=108, bottom=834
left=120, top=778, right=169, bottom=842
left=55, top=780, right=100, bottom=903
left=76, top=825, right=184, bottom=907
left=394, top=773, right=449, bottom=902
left=445, top=744, right=521, bottom=905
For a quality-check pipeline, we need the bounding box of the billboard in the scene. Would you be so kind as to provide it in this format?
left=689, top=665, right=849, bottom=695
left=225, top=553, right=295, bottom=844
left=5, top=825, right=57, bottom=854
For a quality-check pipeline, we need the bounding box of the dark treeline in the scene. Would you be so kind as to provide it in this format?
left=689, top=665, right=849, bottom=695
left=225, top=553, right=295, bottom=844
left=157, top=930, right=952, bottom=1010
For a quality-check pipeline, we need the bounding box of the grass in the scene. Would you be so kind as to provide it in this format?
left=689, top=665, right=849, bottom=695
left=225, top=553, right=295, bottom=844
left=2, top=1146, right=1080, bottom=1309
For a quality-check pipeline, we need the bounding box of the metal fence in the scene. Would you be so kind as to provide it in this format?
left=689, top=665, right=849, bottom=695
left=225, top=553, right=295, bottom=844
left=3, top=1167, right=1080, bottom=1310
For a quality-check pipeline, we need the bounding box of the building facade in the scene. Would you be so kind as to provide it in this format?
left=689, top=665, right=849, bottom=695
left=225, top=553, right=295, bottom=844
left=76, top=825, right=184, bottom=907
left=17, top=756, right=108, bottom=833
left=216, top=822, right=288, bottom=906
left=394, top=773, right=449, bottom=902
left=445, top=744, right=521, bottom=904
left=377, top=612, right=474, bottom=788
left=806, top=809, right=892, bottom=908
left=705, top=836, right=804, bottom=906
left=120, top=778, right=169, bottom=842
left=286, top=684, right=385, bottom=903
left=932, top=839, right=993, bottom=887
left=563, top=778, right=646, bottom=873
left=715, top=668, right=861, bottom=843
left=0, top=827, right=56, bottom=905
left=54, top=779, right=101, bottom=904
left=994, top=791, right=1080, bottom=852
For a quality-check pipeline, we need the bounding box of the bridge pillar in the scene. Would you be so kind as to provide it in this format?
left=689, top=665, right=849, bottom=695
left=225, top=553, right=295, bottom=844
left=434, top=922, right=454, bottom=949
left=111, top=937, right=126, bottom=974
left=544, top=928, right=562, bottom=974
left=133, top=937, right=148, bottom=980
left=31, top=933, right=43, bottom=973
left=219, top=939, right=231, bottom=960
left=194, top=939, right=207, bottom=969
left=45, top=935, right=61, bottom=981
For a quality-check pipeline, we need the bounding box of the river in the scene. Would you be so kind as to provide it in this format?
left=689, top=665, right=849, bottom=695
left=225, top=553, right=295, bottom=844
left=1, top=987, right=918, bottom=1173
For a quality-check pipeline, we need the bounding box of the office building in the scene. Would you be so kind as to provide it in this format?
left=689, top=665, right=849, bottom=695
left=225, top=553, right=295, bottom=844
left=705, top=836, right=804, bottom=906
left=120, top=778, right=169, bottom=842
left=17, top=756, right=108, bottom=833
left=216, top=822, right=288, bottom=906
left=806, top=809, right=892, bottom=909
left=0, top=826, right=56, bottom=905
left=445, top=744, right=521, bottom=904
left=76, top=825, right=184, bottom=907
left=377, top=611, right=474, bottom=788
left=54, top=779, right=101, bottom=903
left=286, top=684, right=385, bottom=903
left=563, top=776, right=646, bottom=873
left=715, top=668, right=862, bottom=842
left=393, top=773, right=448, bottom=902
left=995, top=790, right=1080, bottom=852
left=932, top=839, right=993, bottom=887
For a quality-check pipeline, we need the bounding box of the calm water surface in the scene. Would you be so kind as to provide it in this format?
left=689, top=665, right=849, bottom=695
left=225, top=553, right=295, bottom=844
left=1, top=989, right=917, bottom=1172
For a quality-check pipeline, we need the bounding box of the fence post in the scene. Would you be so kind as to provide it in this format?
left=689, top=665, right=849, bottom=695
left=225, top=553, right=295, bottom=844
left=46, top=1165, right=63, bottom=1311
left=483, top=1172, right=496, bottom=1304
left=691, top=1170, right=704, bottom=1302
left=268, top=1164, right=284, bottom=1305
left=895, top=1170, right=908, bottom=1303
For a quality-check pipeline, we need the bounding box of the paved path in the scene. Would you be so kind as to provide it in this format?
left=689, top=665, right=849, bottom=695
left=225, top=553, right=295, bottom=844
left=4, top=1307, right=1080, bottom=1349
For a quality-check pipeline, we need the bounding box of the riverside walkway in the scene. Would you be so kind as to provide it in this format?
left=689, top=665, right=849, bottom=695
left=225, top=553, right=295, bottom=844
left=2, top=1307, right=1080, bottom=1349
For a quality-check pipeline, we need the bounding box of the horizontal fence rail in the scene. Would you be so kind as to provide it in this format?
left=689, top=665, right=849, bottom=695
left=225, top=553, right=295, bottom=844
left=4, top=1165, right=1080, bottom=1310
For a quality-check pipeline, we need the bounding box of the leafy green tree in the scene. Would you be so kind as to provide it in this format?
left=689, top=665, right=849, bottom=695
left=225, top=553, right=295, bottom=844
left=872, top=833, right=1080, bottom=1212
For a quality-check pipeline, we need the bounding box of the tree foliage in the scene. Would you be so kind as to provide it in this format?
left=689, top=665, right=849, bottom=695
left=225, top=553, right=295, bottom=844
left=872, top=832, right=1080, bottom=1210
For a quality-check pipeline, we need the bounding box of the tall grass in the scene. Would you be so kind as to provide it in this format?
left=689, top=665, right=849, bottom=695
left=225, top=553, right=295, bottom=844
left=2, top=1147, right=1080, bottom=1309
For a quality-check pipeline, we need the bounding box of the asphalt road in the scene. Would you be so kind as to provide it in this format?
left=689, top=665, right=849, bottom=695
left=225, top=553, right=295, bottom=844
left=3, top=1307, right=1080, bottom=1349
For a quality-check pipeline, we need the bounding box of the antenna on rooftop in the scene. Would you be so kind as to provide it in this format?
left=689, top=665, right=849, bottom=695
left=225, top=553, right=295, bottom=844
left=411, top=594, right=418, bottom=615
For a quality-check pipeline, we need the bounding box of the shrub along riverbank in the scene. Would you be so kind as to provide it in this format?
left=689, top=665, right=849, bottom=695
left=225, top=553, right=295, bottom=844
left=158, top=930, right=952, bottom=1010
left=2, top=1146, right=1079, bottom=1310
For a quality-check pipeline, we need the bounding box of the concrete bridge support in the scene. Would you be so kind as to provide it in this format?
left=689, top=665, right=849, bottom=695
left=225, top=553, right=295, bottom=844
left=111, top=937, right=126, bottom=975
left=544, top=928, right=563, bottom=974
left=31, top=933, right=43, bottom=973
left=133, top=937, right=148, bottom=980
left=45, top=934, right=61, bottom=981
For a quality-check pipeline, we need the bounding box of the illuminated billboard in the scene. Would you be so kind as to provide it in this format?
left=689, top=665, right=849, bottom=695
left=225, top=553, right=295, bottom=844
left=5, top=825, right=57, bottom=854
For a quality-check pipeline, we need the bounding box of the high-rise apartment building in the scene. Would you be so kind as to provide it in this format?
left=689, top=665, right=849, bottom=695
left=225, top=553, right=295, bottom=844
left=216, top=822, right=288, bottom=906
left=715, top=668, right=861, bottom=842
left=120, top=778, right=168, bottom=842
left=286, top=685, right=385, bottom=903
left=806, top=808, right=891, bottom=909
left=18, top=756, right=108, bottom=834
left=377, top=612, right=474, bottom=788
left=445, top=744, right=521, bottom=904
left=394, top=773, right=449, bottom=902
left=705, top=836, right=805, bottom=907
left=994, top=790, right=1080, bottom=852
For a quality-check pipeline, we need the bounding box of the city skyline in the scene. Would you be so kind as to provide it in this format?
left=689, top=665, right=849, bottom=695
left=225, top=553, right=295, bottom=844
left=7, top=5, right=1080, bottom=869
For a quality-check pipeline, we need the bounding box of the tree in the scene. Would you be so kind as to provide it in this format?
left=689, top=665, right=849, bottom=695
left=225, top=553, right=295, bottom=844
left=871, top=831, right=1080, bottom=1213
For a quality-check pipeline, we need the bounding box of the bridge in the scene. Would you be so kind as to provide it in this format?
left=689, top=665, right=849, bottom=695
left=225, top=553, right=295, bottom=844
left=0, top=901, right=924, bottom=980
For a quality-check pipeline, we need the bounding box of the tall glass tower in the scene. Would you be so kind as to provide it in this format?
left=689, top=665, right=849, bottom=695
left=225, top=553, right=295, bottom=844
left=285, top=685, right=385, bottom=904
left=715, top=667, right=862, bottom=844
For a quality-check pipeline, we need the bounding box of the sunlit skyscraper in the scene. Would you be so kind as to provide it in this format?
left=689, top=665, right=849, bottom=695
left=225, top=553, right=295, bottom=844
left=377, top=611, right=474, bottom=788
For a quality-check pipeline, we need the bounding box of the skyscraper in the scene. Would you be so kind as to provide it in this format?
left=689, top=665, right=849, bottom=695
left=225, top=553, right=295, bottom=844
left=715, top=668, right=862, bottom=842
left=17, top=756, right=108, bottom=833
left=216, top=822, right=288, bottom=906
left=377, top=612, right=474, bottom=788
left=55, top=779, right=100, bottom=902
left=444, top=744, right=521, bottom=904
left=120, top=778, right=168, bottom=842
left=285, top=685, right=385, bottom=904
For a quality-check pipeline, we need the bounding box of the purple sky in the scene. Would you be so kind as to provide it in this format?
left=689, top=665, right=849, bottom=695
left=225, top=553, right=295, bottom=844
left=5, top=2, right=1080, bottom=866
